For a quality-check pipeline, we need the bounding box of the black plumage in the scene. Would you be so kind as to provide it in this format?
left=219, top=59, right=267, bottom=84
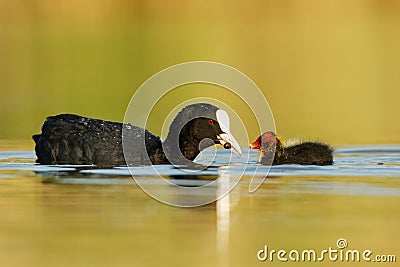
left=33, top=103, right=228, bottom=167
left=251, top=131, right=333, bottom=165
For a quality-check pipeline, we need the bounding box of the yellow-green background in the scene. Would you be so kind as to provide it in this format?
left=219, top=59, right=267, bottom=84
left=1, top=0, right=399, bottom=144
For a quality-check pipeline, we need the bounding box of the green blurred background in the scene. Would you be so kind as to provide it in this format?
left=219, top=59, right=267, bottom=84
left=1, top=0, right=399, bottom=145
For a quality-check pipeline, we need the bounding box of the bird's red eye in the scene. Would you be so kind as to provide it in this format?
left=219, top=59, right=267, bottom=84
left=207, top=119, right=215, bottom=125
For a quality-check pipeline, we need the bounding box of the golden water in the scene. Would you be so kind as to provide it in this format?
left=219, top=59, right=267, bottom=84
left=0, top=142, right=399, bottom=266
left=0, top=176, right=398, bottom=267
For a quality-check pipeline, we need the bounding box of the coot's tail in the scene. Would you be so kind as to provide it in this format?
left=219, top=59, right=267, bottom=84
left=32, top=114, right=166, bottom=166
left=32, top=114, right=126, bottom=166
left=32, top=134, right=41, bottom=143
left=32, top=133, right=53, bottom=165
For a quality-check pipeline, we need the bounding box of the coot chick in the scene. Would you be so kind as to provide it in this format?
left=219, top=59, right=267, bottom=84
left=250, top=131, right=333, bottom=165
left=33, top=103, right=241, bottom=167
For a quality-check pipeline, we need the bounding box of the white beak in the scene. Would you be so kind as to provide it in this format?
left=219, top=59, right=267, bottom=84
left=216, top=110, right=242, bottom=156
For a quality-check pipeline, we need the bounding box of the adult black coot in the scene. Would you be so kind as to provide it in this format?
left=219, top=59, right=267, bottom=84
left=250, top=131, right=333, bottom=165
left=33, top=103, right=241, bottom=167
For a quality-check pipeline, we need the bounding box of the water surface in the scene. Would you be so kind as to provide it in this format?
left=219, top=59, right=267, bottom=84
left=0, top=143, right=399, bottom=267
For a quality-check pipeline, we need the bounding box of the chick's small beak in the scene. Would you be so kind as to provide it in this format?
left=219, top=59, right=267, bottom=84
left=250, top=141, right=261, bottom=150
left=250, top=136, right=261, bottom=150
